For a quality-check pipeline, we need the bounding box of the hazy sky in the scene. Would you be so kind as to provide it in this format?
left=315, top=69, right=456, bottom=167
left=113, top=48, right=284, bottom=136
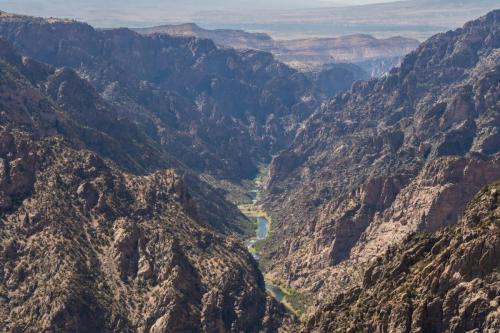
left=1, top=1, right=496, bottom=42
left=2, top=0, right=403, bottom=26
left=0, top=0, right=404, bottom=30
left=2, top=0, right=401, bottom=13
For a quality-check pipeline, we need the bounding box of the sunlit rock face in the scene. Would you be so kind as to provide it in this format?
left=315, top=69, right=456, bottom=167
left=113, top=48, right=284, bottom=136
left=263, top=10, right=500, bottom=317
left=135, top=24, right=419, bottom=75
left=0, top=34, right=291, bottom=333
left=0, top=12, right=323, bottom=182
left=304, top=181, right=500, bottom=332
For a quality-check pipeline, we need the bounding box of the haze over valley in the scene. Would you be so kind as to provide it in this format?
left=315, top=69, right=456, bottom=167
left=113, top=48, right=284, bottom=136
left=3, top=0, right=499, bottom=39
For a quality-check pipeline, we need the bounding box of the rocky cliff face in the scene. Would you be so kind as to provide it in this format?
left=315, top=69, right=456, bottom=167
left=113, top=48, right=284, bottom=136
left=304, top=181, right=500, bottom=332
left=0, top=132, right=280, bottom=333
left=263, top=9, right=500, bottom=315
left=306, top=63, right=369, bottom=98
left=135, top=24, right=418, bottom=76
left=0, top=12, right=319, bottom=182
left=0, top=38, right=292, bottom=332
left=0, top=38, right=249, bottom=235
left=277, top=35, right=419, bottom=73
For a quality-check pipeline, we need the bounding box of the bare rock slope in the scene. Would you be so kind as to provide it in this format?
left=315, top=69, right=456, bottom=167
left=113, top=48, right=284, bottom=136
left=262, top=9, right=500, bottom=316
left=0, top=38, right=289, bottom=332
left=304, top=181, right=500, bottom=332
left=0, top=12, right=319, bottom=182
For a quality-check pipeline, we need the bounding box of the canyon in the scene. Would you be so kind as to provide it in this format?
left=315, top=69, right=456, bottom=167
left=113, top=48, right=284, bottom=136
left=262, top=9, right=500, bottom=325
left=0, top=7, right=499, bottom=333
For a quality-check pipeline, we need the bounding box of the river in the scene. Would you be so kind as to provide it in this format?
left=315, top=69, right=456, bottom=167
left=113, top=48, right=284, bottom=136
left=240, top=186, right=285, bottom=302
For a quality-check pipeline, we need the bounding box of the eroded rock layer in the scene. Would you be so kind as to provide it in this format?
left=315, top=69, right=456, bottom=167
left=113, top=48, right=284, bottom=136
left=0, top=35, right=290, bottom=333
left=304, top=181, right=500, bottom=332
left=0, top=12, right=320, bottom=182
left=0, top=131, right=280, bottom=332
left=263, top=9, right=500, bottom=315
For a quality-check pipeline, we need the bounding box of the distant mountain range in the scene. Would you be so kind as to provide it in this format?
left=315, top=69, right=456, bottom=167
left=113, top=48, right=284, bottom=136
left=2, top=0, right=497, bottom=41
left=135, top=24, right=419, bottom=74
left=135, top=23, right=275, bottom=51
left=189, top=0, right=500, bottom=40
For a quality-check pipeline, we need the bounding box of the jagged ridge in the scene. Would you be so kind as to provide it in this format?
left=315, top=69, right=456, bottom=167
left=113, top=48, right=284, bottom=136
left=262, top=9, right=500, bottom=318
left=304, top=181, right=500, bottom=332
left=0, top=32, right=290, bottom=332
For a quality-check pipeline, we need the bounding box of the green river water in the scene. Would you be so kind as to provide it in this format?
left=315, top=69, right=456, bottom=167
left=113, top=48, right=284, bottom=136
left=242, top=189, right=285, bottom=302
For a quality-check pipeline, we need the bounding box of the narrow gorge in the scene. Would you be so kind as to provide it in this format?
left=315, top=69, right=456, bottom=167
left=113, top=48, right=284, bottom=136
left=238, top=169, right=286, bottom=302
left=0, top=5, right=499, bottom=333
left=237, top=168, right=305, bottom=316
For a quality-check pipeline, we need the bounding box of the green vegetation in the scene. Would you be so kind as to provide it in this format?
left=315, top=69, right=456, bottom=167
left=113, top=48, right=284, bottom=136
left=237, top=204, right=269, bottom=218
left=283, top=288, right=309, bottom=318
left=252, top=238, right=266, bottom=252
left=239, top=164, right=311, bottom=319
left=264, top=274, right=310, bottom=319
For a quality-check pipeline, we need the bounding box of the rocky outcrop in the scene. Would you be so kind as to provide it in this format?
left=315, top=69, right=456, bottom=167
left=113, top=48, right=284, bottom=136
left=304, top=181, right=500, bottom=332
left=0, top=36, right=248, bottom=234
left=307, top=63, right=369, bottom=97
left=0, top=131, right=40, bottom=211
left=0, top=133, right=277, bottom=332
left=0, top=12, right=319, bottom=182
left=262, top=10, right=500, bottom=315
left=0, top=38, right=289, bottom=332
